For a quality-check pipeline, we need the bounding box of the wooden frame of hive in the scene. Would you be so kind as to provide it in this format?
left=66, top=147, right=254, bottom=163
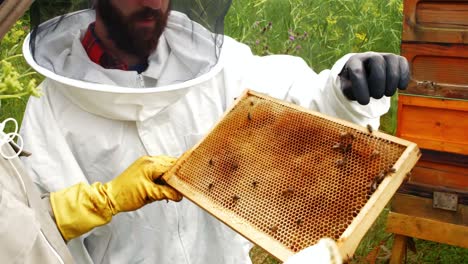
left=163, top=89, right=421, bottom=261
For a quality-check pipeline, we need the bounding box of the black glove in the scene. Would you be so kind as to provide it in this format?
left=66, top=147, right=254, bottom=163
left=339, top=52, right=410, bottom=105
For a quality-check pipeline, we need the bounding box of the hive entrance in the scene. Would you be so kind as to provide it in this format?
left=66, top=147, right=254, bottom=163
left=164, top=90, right=419, bottom=261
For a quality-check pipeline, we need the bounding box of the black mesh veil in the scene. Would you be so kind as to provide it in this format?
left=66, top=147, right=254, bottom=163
left=171, top=0, right=231, bottom=36
left=28, top=0, right=233, bottom=84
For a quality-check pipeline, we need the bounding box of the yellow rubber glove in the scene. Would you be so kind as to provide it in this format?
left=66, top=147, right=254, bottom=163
left=50, top=155, right=182, bottom=241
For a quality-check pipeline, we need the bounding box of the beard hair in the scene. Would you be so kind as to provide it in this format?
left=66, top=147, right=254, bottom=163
left=96, top=0, right=170, bottom=57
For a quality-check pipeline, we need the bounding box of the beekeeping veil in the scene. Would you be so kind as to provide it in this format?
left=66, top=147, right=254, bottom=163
left=27, top=0, right=232, bottom=85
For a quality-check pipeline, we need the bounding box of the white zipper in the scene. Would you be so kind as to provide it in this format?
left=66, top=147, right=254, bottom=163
left=137, top=74, right=145, bottom=88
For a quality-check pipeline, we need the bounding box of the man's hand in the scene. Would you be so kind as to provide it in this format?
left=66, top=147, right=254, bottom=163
left=50, top=155, right=182, bottom=241
left=339, top=52, right=410, bottom=105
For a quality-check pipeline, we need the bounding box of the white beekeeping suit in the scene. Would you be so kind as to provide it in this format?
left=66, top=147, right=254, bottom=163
left=20, top=1, right=394, bottom=263
left=0, top=119, right=74, bottom=264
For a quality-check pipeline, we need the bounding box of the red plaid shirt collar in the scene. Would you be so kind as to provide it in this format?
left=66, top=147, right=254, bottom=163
left=81, top=23, right=129, bottom=71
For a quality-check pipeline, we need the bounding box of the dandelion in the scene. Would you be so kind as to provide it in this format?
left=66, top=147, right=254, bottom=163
left=355, top=33, right=367, bottom=42
left=326, top=15, right=337, bottom=25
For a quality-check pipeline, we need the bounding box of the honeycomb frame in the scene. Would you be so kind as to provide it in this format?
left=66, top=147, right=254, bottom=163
left=163, top=90, right=420, bottom=261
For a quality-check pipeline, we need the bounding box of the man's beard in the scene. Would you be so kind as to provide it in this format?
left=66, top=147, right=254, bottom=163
left=96, top=0, right=170, bottom=58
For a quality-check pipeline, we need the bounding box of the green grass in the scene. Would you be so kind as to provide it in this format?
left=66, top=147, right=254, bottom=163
left=224, top=0, right=403, bottom=136
left=1, top=1, right=467, bottom=263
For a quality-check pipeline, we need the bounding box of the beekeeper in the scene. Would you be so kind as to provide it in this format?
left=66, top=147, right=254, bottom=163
left=1, top=2, right=181, bottom=263
left=20, top=0, right=409, bottom=263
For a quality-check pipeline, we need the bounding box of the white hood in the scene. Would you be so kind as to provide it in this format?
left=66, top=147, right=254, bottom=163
left=23, top=10, right=227, bottom=121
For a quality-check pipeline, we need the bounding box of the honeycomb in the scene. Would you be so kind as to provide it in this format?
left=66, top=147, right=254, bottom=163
left=164, top=90, right=417, bottom=261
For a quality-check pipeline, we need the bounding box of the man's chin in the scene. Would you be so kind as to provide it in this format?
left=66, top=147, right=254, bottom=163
left=131, top=26, right=157, bottom=39
left=128, top=41, right=158, bottom=57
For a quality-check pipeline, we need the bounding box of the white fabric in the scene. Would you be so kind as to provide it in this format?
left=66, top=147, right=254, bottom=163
left=0, top=178, right=40, bottom=263
left=0, top=138, right=72, bottom=263
left=284, top=238, right=342, bottom=264
left=21, top=10, right=389, bottom=264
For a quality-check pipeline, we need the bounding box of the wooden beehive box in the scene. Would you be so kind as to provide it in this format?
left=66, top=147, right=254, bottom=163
left=164, top=90, right=420, bottom=261
left=402, top=0, right=468, bottom=45
left=386, top=0, right=468, bottom=249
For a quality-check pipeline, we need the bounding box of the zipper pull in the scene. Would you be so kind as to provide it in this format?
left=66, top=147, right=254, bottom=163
left=137, top=74, right=145, bottom=88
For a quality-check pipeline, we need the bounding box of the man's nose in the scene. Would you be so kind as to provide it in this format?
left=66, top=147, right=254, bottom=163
left=141, top=0, right=164, bottom=9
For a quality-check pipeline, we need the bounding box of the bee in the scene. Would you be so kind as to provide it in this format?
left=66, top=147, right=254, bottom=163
left=269, top=225, right=278, bottom=233
left=232, top=195, right=240, bottom=202
left=336, top=158, right=346, bottom=167
left=388, top=167, right=396, bottom=173
left=375, top=171, right=386, bottom=184
left=232, top=161, right=239, bottom=170
left=209, top=159, right=214, bottom=166
left=369, top=150, right=380, bottom=159
left=367, top=124, right=373, bottom=134
left=332, top=142, right=343, bottom=151
left=208, top=183, right=214, bottom=190
left=296, top=219, right=303, bottom=226
left=250, top=101, right=255, bottom=106
left=252, top=181, right=258, bottom=188
left=344, top=143, right=352, bottom=153
left=247, top=112, right=252, bottom=121
left=340, top=131, right=355, bottom=140
left=369, top=179, right=378, bottom=194
left=340, top=131, right=350, bottom=139
left=282, top=187, right=295, bottom=196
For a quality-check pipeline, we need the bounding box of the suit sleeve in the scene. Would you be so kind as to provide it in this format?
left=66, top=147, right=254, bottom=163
left=20, top=79, right=89, bottom=193
left=222, top=37, right=390, bottom=129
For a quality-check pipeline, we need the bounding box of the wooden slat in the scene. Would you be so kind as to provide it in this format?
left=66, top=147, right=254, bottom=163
left=397, top=95, right=468, bottom=155
left=409, top=160, right=468, bottom=190
left=397, top=182, right=468, bottom=205
left=417, top=2, right=468, bottom=29
left=419, top=149, right=468, bottom=168
left=403, top=0, right=468, bottom=44
left=390, top=235, right=408, bottom=264
left=391, top=193, right=468, bottom=225
left=386, top=211, right=468, bottom=248
left=401, top=43, right=468, bottom=99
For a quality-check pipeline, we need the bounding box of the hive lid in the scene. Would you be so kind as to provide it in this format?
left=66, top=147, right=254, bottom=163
left=163, top=89, right=420, bottom=261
